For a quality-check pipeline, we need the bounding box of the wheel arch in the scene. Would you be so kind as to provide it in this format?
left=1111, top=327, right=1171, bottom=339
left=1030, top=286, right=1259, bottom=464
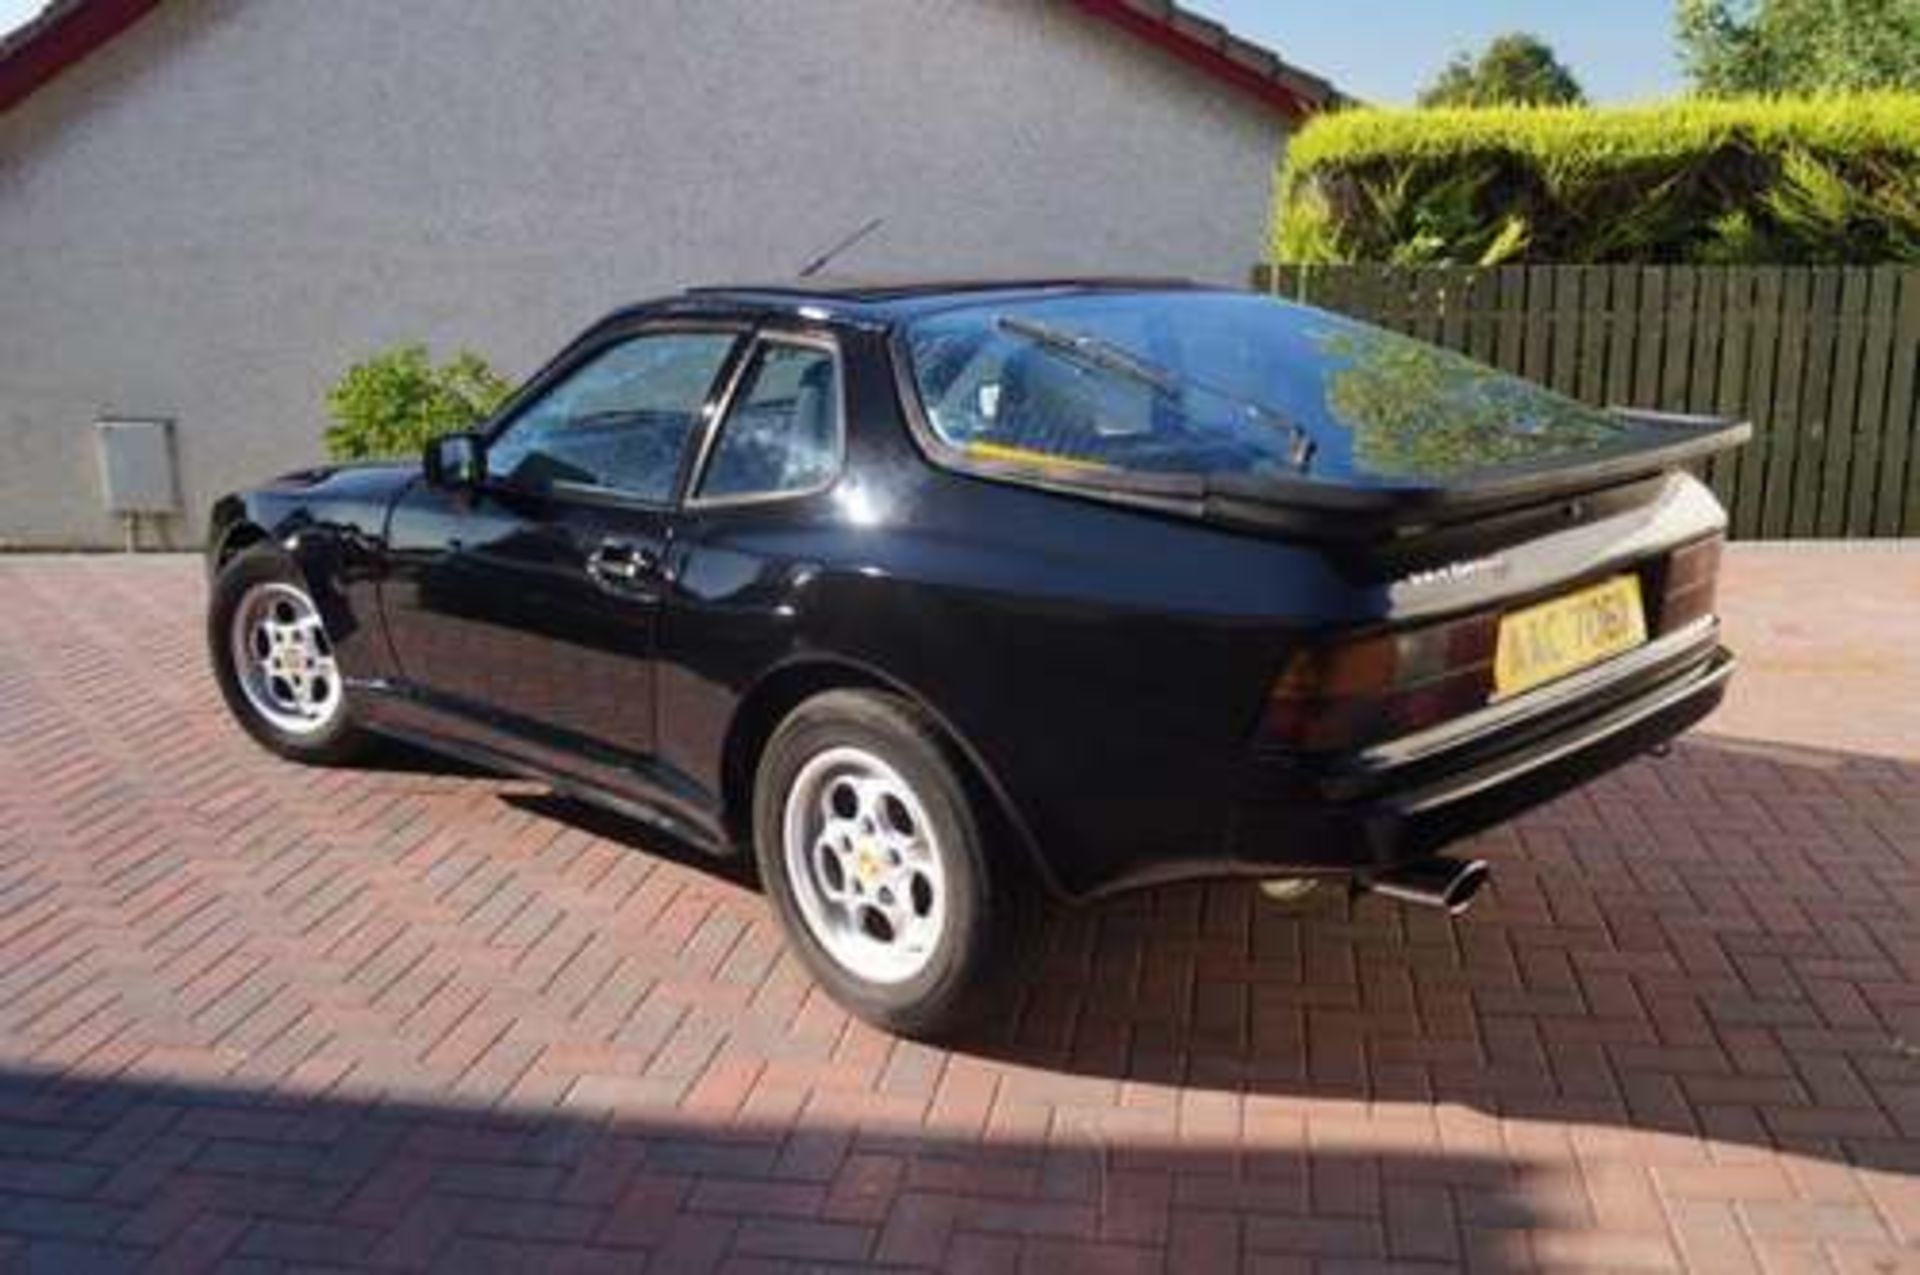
left=212, top=520, right=376, bottom=680
left=720, top=656, right=1064, bottom=898
left=210, top=516, right=270, bottom=569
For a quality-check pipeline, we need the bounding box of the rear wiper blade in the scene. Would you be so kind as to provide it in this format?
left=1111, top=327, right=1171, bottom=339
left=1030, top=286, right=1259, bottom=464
left=995, top=315, right=1315, bottom=471
left=996, top=315, right=1178, bottom=395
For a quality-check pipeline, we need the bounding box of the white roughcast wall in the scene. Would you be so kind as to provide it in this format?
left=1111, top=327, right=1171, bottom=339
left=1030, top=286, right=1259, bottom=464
left=0, top=0, right=1288, bottom=545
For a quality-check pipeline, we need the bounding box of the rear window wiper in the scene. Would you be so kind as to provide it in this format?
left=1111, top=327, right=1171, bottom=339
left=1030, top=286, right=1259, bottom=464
left=995, top=315, right=1315, bottom=472
left=996, top=315, right=1178, bottom=395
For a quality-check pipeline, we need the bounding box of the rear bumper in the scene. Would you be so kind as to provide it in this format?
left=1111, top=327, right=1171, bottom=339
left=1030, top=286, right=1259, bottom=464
left=1222, top=625, right=1733, bottom=874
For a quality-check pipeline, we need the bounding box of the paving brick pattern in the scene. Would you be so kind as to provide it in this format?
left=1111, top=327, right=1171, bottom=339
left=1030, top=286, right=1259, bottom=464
left=0, top=548, right=1916, bottom=1273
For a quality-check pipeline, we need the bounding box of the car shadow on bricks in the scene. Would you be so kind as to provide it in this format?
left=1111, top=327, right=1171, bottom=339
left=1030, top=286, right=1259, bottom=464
left=0, top=1061, right=1618, bottom=1272
left=950, top=734, right=1920, bottom=1190
left=478, top=731, right=1920, bottom=1199
left=355, top=740, right=493, bottom=780
left=496, top=791, right=759, bottom=890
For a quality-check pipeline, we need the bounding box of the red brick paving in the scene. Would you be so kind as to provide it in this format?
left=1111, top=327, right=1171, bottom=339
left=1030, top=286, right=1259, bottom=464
left=0, top=546, right=1916, bottom=1273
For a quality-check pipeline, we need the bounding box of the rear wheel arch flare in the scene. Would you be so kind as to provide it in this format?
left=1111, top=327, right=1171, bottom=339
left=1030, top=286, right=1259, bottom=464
left=722, top=658, right=1061, bottom=898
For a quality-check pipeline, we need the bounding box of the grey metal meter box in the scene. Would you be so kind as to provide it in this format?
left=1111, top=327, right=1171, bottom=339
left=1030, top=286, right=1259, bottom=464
left=95, top=418, right=180, bottom=515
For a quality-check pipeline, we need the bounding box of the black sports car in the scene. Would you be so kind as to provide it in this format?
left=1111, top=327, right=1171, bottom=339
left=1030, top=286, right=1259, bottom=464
left=207, top=278, right=1743, bottom=1035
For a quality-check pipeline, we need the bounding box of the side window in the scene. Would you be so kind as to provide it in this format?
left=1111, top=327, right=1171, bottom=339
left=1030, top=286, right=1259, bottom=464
left=486, top=332, right=737, bottom=501
left=696, top=342, right=843, bottom=501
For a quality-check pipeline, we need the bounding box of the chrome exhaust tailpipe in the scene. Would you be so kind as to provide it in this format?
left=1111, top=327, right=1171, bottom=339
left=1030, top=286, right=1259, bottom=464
left=1359, top=858, right=1489, bottom=916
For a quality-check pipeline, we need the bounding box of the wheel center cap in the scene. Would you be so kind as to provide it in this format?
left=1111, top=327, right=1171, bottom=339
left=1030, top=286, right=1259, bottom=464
left=854, top=841, right=883, bottom=883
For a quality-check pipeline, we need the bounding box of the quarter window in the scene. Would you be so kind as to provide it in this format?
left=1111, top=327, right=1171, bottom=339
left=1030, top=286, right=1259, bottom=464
left=697, top=342, right=842, bottom=500
left=486, top=332, right=738, bottom=501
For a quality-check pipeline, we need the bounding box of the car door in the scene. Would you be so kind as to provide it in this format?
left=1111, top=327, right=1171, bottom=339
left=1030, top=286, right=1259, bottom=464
left=651, top=331, right=849, bottom=786
left=382, top=325, right=744, bottom=760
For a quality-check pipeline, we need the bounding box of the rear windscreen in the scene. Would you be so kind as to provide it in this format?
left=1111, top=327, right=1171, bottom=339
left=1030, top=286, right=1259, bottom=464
left=901, top=291, right=1630, bottom=487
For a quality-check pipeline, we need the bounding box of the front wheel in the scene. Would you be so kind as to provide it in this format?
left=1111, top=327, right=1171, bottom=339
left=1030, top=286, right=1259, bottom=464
left=753, top=690, right=1033, bottom=1038
left=207, top=547, right=373, bottom=765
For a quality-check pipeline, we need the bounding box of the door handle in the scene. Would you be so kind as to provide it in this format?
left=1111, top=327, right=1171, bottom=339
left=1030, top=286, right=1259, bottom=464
left=586, top=540, right=659, bottom=586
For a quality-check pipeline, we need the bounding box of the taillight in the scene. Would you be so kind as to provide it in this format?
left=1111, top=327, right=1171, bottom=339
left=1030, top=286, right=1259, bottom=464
left=1259, top=612, right=1496, bottom=752
left=1660, top=535, right=1723, bottom=633
left=1260, top=538, right=1719, bottom=754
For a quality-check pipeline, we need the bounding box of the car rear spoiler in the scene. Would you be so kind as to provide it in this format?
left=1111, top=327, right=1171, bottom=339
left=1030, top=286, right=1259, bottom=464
left=937, top=410, right=1750, bottom=542
left=1196, top=410, right=1752, bottom=541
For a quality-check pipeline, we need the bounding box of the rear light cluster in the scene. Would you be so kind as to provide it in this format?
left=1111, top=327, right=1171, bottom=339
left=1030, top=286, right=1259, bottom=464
left=1258, top=533, right=1725, bottom=754
left=1658, top=534, right=1723, bottom=634
left=1259, top=611, right=1496, bottom=752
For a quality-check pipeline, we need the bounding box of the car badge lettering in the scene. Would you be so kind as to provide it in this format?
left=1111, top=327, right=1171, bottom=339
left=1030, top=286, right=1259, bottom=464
left=1401, top=557, right=1508, bottom=590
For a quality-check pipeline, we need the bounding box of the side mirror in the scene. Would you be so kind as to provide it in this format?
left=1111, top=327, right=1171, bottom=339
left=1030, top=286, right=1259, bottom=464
left=423, top=431, right=485, bottom=489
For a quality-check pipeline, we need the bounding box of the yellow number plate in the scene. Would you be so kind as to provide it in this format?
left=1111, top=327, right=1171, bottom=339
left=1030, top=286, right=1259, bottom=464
left=1493, top=575, right=1647, bottom=699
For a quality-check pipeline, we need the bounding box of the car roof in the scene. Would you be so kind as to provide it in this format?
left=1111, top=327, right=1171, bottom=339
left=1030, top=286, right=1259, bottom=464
left=615, top=275, right=1218, bottom=328
left=688, top=275, right=1204, bottom=302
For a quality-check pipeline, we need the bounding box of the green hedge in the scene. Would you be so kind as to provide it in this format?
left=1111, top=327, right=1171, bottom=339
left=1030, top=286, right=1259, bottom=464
left=1272, top=94, right=1920, bottom=266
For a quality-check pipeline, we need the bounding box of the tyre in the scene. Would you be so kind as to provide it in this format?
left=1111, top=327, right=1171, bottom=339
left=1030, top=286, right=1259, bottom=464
left=753, top=689, right=1033, bottom=1038
left=207, top=547, right=373, bottom=765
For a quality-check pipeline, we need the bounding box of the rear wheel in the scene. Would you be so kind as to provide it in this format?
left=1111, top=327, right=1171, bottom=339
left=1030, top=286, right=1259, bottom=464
left=208, top=548, right=373, bottom=765
left=753, top=690, right=1032, bottom=1038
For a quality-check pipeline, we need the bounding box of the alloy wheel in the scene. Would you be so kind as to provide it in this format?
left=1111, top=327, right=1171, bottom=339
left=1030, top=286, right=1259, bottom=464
left=781, top=745, right=948, bottom=985
left=228, top=581, right=343, bottom=736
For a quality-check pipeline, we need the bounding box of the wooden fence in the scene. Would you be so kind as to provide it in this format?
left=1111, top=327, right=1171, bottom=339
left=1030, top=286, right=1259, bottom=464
left=1252, top=264, right=1920, bottom=540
